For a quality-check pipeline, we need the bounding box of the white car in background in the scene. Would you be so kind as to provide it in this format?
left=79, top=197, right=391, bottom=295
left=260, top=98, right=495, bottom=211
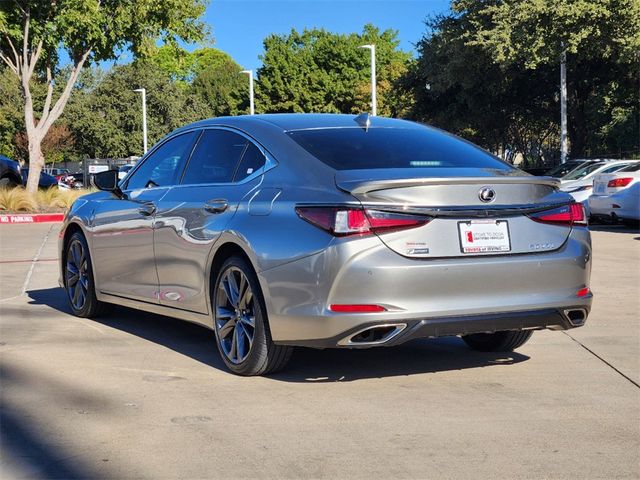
left=560, top=160, right=638, bottom=215
left=589, top=163, right=640, bottom=226
left=118, top=164, right=135, bottom=180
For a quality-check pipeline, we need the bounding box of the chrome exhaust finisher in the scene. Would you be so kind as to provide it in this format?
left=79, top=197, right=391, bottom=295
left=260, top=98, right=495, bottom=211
left=563, top=308, right=588, bottom=326
left=338, top=323, right=407, bottom=346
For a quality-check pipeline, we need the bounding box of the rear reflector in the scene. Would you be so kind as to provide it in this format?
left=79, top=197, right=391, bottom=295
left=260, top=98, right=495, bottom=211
left=576, top=287, right=591, bottom=297
left=296, top=206, right=429, bottom=236
left=330, top=304, right=387, bottom=313
left=607, top=178, right=633, bottom=188
left=527, top=202, right=587, bottom=227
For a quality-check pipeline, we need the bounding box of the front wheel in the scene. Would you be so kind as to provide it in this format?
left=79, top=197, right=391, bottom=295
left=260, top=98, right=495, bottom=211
left=213, top=256, right=292, bottom=376
left=462, top=330, right=533, bottom=352
left=64, top=231, right=112, bottom=318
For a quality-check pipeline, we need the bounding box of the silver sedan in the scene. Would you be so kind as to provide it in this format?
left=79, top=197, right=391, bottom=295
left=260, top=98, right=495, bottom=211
left=59, top=114, right=593, bottom=375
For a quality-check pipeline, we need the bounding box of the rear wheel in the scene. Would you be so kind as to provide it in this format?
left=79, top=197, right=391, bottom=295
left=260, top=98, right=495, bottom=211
left=64, top=231, right=113, bottom=318
left=213, top=256, right=292, bottom=376
left=462, top=330, right=533, bottom=352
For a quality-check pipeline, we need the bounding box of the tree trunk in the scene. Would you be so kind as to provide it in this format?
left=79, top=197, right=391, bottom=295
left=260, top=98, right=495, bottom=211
left=26, top=133, right=44, bottom=192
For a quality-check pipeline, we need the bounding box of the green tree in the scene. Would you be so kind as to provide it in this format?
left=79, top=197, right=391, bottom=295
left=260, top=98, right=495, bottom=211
left=451, top=0, right=640, bottom=158
left=0, top=67, right=22, bottom=158
left=148, top=44, right=237, bottom=85
left=256, top=24, right=412, bottom=116
left=0, top=0, right=208, bottom=193
left=405, top=13, right=560, bottom=164
left=65, top=62, right=209, bottom=159
left=191, top=56, right=247, bottom=116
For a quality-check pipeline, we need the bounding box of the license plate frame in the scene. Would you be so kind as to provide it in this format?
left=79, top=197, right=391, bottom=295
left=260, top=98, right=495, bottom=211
left=458, top=220, right=511, bottom=254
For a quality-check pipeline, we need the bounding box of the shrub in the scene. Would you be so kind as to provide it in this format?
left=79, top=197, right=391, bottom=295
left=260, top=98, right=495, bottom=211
left=0, top=187, right=38, bottom=212
left=0, top=187, right=95, bottom=213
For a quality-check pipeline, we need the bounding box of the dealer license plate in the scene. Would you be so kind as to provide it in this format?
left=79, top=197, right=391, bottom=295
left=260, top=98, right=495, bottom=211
left=458, top=220, right=511, bottom=254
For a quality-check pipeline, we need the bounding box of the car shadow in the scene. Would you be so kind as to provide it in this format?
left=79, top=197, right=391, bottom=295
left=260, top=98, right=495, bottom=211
left=27, top=287, right=530, bottom=382
left=589, top=223, right=640, bottom=235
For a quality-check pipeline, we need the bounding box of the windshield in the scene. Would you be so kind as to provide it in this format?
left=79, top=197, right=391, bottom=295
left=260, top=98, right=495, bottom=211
left=287, top=127, right=514, bottom=171
left=562, top=162, right=605, bottom=180
left=546, top=161, right=583, bottom=177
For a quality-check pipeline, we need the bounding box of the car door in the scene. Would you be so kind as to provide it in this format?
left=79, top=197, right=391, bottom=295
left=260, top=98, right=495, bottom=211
left=153, top=128, right=271, bottom=314
left=90, top=131, right=199, bottom=303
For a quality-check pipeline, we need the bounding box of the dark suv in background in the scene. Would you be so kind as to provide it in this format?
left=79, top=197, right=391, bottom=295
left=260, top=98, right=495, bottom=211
left=0, top=155, right=21, bottom=188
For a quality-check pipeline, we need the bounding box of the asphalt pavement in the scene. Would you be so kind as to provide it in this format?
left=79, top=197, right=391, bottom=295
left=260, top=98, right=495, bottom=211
left=1, top=222, right=639, bottom=479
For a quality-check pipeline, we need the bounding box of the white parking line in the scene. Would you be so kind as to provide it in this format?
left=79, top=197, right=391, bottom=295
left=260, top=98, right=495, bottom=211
left=0, top=224, right=54, bottom=303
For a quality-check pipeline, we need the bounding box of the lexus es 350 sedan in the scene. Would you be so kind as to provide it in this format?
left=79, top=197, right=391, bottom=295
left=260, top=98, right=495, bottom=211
left=59, top=114, right=593, bottom=375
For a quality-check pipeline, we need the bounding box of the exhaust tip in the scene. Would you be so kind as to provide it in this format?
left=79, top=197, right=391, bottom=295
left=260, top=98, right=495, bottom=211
left=339, top=323, right=407, bottom=346
left=564, top=309, right=587, bottom=326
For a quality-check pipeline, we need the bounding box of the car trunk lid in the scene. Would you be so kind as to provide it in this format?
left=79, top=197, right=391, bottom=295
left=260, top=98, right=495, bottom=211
left=335, top=169, right=574, bottom=258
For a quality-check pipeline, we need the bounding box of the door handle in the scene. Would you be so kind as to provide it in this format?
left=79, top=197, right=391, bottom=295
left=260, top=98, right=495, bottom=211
left=203, top=199, right=229, bottom=214
left=138, top=202, right=156, bottom=216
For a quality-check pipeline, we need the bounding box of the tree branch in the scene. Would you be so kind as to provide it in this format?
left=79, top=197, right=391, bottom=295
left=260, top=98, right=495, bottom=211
left=14, top=0, right=27, bottom=16
left=39, top=65, right=54, bottom=127
left=27, top=39, right=43, bottom=80
left=41, top=48, right=92, bottom=133
left=21, top=7, right=31, bottom=81
left=0, top=51, right=19, bottom=75
left=3, top=33, right=21, bottom=74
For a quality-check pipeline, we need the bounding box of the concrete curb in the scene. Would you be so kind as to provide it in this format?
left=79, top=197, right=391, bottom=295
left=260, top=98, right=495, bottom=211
left=0, top=213, right=65, bottom=224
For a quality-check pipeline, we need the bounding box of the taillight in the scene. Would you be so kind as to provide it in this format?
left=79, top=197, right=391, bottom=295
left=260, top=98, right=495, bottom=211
left=296, top=207, right=429, bottom=236
left=527, top=202, right=587, bottom=226
left=607, top=178, right=633, bottom=188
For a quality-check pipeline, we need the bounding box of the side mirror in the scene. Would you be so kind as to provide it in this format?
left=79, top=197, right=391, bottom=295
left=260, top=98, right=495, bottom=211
left=93, top=170, right=122, bottom=195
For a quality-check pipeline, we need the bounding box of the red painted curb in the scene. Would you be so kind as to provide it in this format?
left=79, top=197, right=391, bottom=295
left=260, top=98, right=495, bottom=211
left=0, top=213, right=65, bottom=224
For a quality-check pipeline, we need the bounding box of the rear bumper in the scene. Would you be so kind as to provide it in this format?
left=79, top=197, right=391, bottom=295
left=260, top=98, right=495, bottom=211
left=260, top=227, right=592, bottom=347
left=277, top=306, right=590, bottom=348
left=589, top=194, right=640, bottom=220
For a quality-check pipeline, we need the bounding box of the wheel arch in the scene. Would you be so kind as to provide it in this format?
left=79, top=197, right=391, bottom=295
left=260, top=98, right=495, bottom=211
left=0, top=171, right=21, bottom=186
left=206, top=235, right=276, bottom=321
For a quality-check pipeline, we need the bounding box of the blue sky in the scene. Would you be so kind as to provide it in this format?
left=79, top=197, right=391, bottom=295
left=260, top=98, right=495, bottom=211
left=204, top=0, right=451, bottom=69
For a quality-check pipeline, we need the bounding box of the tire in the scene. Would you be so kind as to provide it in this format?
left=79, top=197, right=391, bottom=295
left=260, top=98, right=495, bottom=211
left=462, top=330, right=533, bottom=352
left=64, top=231, right=113, bottom=318
left=622, top=219, right=639, bottom=228
left=0, top=176, right=18, bottom=189
left=212, top=256, right=292, bottom=376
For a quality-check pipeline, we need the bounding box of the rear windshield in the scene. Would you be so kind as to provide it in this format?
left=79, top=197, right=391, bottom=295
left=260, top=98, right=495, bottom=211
left=286, top=127, right=514, bottom=171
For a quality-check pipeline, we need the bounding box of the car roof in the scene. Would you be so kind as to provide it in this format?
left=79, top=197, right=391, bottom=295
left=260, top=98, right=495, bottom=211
left=177, top=113, right=423, bottom=134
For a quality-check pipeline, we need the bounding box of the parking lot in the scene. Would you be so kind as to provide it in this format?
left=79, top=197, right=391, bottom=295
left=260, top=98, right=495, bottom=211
left=1, top=222, right=638, bottom=479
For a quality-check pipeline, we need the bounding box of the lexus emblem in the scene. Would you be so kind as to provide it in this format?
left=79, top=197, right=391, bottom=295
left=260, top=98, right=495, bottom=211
left=478, top=187, right=496, bottom=203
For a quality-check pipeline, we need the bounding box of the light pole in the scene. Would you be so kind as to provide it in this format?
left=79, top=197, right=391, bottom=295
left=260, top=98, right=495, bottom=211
left=359, top=44, right=377, bottom=116
left=560, top=49, right=568, bottom=164
left=240, top=70, right=255, bottom=115
left=133, top=88, right=148, bottom=154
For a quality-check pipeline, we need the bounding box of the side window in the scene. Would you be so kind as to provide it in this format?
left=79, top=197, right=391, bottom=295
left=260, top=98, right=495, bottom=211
left=234, top=142, right=267, bottom=182
left=602, top=164, right=627, bottom=173
left=182, top=130, right=246, bottom=185
left=125, top=131, right=198, bottom=190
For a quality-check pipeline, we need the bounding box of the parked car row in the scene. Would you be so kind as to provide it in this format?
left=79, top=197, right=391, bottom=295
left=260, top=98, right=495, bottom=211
left=559, top=160, right=637, bottom=212
left=588, top=163, right=640, bottom=226
left=0, top=155, right=88, bottom=190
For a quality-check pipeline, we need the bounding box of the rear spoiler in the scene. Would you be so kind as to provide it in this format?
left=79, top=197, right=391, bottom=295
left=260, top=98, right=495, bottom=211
left=336, top=176, right=561, bottom=195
